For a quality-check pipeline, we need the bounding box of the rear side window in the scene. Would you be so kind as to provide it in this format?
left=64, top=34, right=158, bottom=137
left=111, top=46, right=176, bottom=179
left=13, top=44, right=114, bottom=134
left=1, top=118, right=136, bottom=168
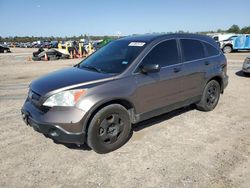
left=203, top=42, right=219, bottom=57
left=180, top=39, right=205, bottom=62
left=142, top=39, right=179, bottom=67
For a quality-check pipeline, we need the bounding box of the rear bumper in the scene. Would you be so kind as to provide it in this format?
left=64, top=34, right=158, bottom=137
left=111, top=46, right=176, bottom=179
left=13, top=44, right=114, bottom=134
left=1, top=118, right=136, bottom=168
left=21, top=100, right=86, bottom=144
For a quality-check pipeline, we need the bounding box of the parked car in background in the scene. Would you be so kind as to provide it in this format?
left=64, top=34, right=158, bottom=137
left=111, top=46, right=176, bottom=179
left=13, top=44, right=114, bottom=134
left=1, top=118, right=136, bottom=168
left=220, top=35, right=250, bottom=53
left=51, top=41, right=58, bottom=48
left=211, top=33, right=237, bottom=43
left=242, top=56, right=250, bottom=75
left=8, top=43, right=15, bottom=48
left=21, top=34, right=228, bottom=153
left=32, top=48, right=69, bottom=61
left=0, top=44, right=11, bottom=53
left=21, top=42, right=33, bottom=48
left=32, top=43, right=42, bottom=48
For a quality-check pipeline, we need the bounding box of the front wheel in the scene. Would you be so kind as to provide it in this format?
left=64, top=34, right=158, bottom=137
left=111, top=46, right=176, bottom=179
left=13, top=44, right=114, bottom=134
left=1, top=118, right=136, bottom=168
left=196, top=80, right=220, bottom=112
left=223, top=45, right=232, bottom=53
left=87, top=104, right=131, bottom=154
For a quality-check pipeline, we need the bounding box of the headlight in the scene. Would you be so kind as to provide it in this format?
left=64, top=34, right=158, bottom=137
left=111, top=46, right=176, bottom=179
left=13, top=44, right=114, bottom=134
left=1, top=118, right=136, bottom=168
left=43, top=89, right=86, bottom=107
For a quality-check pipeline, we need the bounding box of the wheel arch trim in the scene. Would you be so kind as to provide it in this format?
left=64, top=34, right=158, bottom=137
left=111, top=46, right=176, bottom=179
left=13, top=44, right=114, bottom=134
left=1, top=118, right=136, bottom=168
left=82, top=98, right=136, bottom=135
left=206, top=75, right=224, bottom=93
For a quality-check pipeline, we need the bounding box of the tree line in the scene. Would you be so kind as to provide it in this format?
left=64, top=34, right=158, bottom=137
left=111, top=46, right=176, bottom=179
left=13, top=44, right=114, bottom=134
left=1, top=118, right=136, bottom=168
left=0, top=35, right=118, bottom=43
left=1, top=24, right=250, bottom=43
left=198, top=24, right=250, bottom=35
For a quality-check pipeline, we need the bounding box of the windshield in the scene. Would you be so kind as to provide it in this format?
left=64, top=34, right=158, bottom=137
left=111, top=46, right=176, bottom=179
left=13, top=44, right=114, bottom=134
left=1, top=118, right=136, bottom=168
left=226, top=36, right=238, bottom=40
left=78, top=40, right=147, bottom=74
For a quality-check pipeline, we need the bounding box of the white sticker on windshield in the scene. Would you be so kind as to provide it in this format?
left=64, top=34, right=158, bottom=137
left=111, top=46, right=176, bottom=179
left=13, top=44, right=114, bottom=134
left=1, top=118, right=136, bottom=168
left=128, top=42, right=145, bottom=47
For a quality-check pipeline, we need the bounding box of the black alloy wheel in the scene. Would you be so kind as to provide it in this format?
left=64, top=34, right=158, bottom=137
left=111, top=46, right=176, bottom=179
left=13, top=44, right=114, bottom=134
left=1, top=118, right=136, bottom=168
left=196, top=80, right=221, bottom=111
left=87, top=104, right=131, bottom=154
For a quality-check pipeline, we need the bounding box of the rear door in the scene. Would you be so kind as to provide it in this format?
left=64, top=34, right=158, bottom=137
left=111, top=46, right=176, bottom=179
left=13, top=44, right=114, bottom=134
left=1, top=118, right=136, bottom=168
left=179, top=39, right=208, bottom=100
left=134, top=39, right=183, bottom=114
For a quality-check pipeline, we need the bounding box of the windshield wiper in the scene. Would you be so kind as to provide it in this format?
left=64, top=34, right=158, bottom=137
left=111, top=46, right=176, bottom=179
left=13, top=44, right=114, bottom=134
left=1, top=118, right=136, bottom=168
left=80, top=65, right=104, bottom=73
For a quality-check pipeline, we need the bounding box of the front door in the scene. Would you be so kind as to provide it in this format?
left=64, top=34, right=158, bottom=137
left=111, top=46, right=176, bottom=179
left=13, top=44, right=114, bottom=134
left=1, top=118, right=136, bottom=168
left=134, top=39, right=183, bottom=114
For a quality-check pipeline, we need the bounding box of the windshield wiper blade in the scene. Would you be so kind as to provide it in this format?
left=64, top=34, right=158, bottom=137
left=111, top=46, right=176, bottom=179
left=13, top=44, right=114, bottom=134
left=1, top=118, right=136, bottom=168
left=81, top=65, right=103, bottom=73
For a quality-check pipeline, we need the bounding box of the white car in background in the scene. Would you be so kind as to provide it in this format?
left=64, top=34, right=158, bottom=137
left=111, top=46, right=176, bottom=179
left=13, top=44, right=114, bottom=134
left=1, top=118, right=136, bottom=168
left=211, top=33, right=237, bottom=42
left=208, top=33, right=239, bottom=50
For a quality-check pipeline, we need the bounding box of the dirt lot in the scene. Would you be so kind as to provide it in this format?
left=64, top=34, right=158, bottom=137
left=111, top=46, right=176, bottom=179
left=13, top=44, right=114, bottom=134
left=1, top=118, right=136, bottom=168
left=0, top=48, right=250, bottom=188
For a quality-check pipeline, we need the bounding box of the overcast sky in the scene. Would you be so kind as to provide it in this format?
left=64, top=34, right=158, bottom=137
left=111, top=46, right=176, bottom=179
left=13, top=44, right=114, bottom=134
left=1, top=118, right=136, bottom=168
left=0, top=0, right=249, bottom=37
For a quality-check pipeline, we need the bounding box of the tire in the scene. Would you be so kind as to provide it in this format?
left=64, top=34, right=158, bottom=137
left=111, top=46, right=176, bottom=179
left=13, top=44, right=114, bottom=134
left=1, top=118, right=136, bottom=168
left=196, top=80, right=220, bottom=112
left=87, top=104, right=131, bottom=154
left=223, top=45, right=232, bottom=53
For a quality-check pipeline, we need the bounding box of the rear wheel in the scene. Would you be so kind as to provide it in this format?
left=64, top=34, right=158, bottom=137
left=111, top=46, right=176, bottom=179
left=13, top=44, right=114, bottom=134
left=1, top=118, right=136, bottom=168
left=87, top=104, right=131, bottom=154
left=196, top=80, right=220, bottom=111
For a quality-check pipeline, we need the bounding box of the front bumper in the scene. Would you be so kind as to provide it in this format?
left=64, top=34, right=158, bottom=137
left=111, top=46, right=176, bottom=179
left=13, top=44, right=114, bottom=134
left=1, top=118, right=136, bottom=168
left=21, top=100, right=86, bottom=144
left=242, top=64, right=250, bottom=73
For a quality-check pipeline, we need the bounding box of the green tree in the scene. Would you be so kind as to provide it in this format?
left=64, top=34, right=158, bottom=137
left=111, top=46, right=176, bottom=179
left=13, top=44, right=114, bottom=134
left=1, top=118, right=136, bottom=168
left=227, top=24, right=240, bottom=33
left=241, top=26, right=250, bottom=34
left=216, top=29, right=225, bottom=33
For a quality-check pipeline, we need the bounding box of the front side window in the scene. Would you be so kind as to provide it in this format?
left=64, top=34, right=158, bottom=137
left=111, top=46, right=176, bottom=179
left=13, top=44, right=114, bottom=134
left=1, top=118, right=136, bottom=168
left=142, top=39, right=179, bottom=67
left=180, top=39, right=205, bottom=62
left=78, top=40, right=147, bottom=74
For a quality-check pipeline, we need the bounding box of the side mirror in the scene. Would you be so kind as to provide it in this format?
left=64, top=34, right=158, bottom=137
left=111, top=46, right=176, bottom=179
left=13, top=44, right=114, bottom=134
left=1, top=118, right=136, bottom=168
left=141, top=64, right=161, bottom=74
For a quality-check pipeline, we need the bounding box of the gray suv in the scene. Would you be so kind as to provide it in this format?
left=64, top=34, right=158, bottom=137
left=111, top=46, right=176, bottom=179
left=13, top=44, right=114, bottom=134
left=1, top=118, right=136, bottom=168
left=21, top=34, right=228, bottom=153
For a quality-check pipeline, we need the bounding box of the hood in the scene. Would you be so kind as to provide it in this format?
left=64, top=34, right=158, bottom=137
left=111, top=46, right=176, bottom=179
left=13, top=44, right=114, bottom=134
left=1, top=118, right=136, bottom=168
left=30, top=67, right=114, bottom=96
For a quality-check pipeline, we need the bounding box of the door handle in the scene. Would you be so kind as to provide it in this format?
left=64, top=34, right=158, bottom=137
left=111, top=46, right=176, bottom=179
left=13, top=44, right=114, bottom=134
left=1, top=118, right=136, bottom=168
left=173, top=67, right=181, bottom=73
left=204, top=61, right=210, bottom=65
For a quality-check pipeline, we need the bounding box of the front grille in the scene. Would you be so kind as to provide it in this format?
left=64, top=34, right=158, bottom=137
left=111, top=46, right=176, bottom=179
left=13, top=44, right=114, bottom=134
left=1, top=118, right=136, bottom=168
left=28, top=90, right=51, bottom=113
left=28, top=89, right=41, bottom=102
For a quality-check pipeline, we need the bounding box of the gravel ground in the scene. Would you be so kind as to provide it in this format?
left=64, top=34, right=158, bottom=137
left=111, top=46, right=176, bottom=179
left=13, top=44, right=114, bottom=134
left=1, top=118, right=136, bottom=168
left=0, top=48, right=250, bottom=188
